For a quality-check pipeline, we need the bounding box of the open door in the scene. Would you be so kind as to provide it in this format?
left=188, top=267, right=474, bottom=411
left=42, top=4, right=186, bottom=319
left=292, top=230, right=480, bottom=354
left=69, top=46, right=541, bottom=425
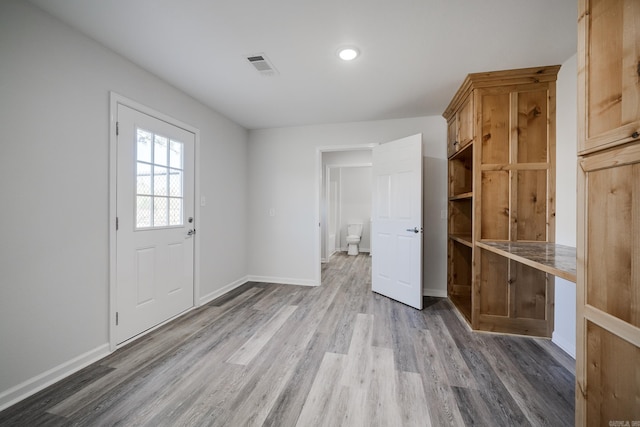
left=371, top=134, right=423, bottom=309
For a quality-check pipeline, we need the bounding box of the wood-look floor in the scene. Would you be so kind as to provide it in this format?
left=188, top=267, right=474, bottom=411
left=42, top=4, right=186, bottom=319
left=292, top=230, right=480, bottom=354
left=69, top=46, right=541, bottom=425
left=0, top=253, right=575, bottom=426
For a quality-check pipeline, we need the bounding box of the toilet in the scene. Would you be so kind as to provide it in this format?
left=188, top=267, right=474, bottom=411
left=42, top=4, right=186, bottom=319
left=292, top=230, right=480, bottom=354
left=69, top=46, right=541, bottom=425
left=346, top=223, right=363, bottom=256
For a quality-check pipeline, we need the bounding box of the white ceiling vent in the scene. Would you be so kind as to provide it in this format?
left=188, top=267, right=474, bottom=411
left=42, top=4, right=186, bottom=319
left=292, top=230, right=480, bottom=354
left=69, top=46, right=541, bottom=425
left=246, top=53, right=278, bottom=76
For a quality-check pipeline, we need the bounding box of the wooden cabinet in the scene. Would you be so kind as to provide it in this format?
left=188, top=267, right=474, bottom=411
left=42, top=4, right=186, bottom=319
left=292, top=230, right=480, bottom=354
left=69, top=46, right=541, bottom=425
left=444, top=65, right=559, bottom=336
left=576, top=0, right=640, bottom=424
left=577, top=0, right=640, bottom=155
left=446, top=95, right=474, bottom=157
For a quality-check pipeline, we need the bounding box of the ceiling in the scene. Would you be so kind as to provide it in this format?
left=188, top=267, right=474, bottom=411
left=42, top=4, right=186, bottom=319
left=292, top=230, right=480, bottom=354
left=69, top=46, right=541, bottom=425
left=28, top=0, right=577, bottom=130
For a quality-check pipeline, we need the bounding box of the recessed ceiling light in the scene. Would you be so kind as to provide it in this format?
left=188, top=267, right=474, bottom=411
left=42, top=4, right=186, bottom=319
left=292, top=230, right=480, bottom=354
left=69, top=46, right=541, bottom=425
left=337, top=47, right=360, bottom=61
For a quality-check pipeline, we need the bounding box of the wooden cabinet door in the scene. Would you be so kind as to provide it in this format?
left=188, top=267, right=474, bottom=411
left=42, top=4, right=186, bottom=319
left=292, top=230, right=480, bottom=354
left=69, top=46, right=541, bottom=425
left=576, top=143, right=640, bottom=425
left=578, top=0, right=640, bottom=154
left=457, top=95, right=474, bottom=149
left=447, top=118, right=457, bottom=157
left=447, top=95, right=474, bottom=158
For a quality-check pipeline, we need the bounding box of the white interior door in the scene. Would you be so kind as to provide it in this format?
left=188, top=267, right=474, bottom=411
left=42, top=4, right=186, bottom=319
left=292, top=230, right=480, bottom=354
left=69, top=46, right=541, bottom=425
left=371, top=134, right=423, bottom=309
left=116, top=104, right=195, bottom=344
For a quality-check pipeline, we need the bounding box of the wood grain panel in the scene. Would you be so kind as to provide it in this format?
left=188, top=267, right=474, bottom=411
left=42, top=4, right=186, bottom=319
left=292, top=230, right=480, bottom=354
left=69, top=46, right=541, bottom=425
left=479, top=250, right=508, bottom=316
left=588, top=0, right=625, bottom=138
left=579, top=0, right=640, bottom=153
left=586, top=321, right=640, bottom=424
left=481, top=93, right=510, bottom=164
left=458, top=95, right=474, bottom=146
left=481, top=171, right=509, bottom=240
left=516, top=170, right=548, bottom=241
left=587, top=163, right=639, bottom=327
left=516, top=90, right=549, bottom=163
left=510, top=260, right=547, bottom=320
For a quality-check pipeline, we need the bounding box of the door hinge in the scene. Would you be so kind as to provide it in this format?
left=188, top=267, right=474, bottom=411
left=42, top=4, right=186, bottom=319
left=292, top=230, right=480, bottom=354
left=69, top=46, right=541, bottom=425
left=116, top=121, right=119, bottom=136
left=116, top=217, right=119, bottom=230
left=116, top=312, right=119, bottom=326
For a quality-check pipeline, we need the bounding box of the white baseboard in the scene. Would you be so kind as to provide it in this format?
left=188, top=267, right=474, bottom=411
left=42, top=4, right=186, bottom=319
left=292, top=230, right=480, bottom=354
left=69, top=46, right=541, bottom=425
left=423, top=288, right=447, bottom=298
left=0, top=343, right=110, bottom=412
left=247, top=275, right=319, bottom=287
left=552, top=332, right=576, bottom=359
left=199, top=275, right=249, bottom=306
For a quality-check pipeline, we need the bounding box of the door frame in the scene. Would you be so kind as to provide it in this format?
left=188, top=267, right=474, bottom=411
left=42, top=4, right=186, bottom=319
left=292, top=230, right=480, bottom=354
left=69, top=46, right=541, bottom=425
left=109, top=92, right=201, bottom=351
left=315, top=145, right=376, bottom=285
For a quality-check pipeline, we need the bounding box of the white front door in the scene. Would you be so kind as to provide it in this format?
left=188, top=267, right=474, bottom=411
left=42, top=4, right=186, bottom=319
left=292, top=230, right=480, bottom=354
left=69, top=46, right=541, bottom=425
left=116, top=104, right=195, bottom=344
left=371, top=134, right=423, bottom=309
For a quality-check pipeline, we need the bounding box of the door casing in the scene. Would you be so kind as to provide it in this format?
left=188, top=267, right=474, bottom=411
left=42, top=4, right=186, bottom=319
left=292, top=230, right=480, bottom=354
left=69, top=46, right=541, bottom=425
left=109, top=92, right=201, bottom=351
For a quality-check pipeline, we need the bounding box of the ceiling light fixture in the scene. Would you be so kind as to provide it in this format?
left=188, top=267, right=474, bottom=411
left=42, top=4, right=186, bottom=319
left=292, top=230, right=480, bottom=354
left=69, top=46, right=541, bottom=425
left=337, top=47, right=360, bottom=61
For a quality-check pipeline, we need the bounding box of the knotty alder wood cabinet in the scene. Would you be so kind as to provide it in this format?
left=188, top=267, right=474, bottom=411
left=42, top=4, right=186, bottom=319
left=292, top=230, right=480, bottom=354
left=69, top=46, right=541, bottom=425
left=444, top=65, right=559, bottom=337
left=576, top=0, right=640, bottom=424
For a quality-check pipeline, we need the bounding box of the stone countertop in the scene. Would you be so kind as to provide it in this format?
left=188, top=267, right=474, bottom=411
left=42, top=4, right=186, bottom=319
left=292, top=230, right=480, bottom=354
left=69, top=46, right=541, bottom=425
left=476, top=241, right=577, bottom=282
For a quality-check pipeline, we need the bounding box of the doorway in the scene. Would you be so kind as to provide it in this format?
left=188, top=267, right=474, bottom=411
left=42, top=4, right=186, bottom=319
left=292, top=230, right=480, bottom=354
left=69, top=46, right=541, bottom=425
left=320, top=149, right=373, bottom=264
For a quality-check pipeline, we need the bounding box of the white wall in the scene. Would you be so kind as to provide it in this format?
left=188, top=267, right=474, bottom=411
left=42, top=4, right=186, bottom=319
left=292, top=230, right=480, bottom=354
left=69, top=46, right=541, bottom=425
left=553, top=54, right=578, bottom=358
left=247, top=116, right=447, bottom=295
left=0, top=0, right=248, bottom=408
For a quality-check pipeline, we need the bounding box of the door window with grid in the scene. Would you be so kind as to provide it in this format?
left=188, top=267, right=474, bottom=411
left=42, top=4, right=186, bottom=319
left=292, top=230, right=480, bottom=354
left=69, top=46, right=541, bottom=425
left=135, top=129, right=184, bottom=228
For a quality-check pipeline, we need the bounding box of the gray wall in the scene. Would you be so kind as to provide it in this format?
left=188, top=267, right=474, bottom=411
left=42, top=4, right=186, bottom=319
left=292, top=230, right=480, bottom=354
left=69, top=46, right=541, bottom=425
left=247, top=116, right=448, bottom=295
left=0, top=0, right=249, bottom=406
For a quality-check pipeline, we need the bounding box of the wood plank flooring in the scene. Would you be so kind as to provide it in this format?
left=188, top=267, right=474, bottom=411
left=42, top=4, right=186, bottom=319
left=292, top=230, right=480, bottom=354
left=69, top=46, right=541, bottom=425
left=0, top=253, right=575, bottom=426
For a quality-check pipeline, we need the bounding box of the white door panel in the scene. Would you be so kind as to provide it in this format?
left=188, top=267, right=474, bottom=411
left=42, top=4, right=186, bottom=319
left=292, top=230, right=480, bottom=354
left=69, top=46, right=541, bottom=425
left=116, top=104, right=195, bottom=344
left=372, top=134, right=423, bottom=309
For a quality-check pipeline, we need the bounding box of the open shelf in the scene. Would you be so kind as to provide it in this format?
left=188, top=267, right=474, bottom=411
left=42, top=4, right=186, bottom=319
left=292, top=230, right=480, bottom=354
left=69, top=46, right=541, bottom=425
left=449, top=143, right=473, bottom=196
left=448, top=199, right=472, bottom=236
left=449, top=192, right=473, bottom=201
left=448, top=239, right=472, bottom=324
left=449, top=234, right=473, bottom=247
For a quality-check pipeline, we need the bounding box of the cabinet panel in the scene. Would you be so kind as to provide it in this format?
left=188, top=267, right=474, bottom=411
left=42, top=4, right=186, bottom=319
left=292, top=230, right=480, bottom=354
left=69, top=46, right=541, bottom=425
left=578, top=0, right=640, bottom=153
left=585, top=159, right=640, bottom=328
left=447, top=96, right=474, bottom=158
left=458, top=96, right=474, bottom=148
left=516, top=170, right=548, bottom=241
left=479, top=250, right=508, bottom=316
left=517, top=90, right=549, bottom=163
left=447, top=119, right=457, bottom=157
left=481, top=93, right=510, bottom=164
left=481, top=171, right=509, bottom=240
left=585, top=321, right=640, bottom=424
left=511, top=261, right=548, bottom=320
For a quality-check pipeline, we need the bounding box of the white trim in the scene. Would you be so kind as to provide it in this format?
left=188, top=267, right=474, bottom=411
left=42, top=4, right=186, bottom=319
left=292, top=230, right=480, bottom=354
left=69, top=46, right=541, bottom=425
left=199, top=276, right=249, bottom=306
left=108, top=92, right=201, bottom=351
left=0, top=344, right=110, bottom=412
left=247, top=275, right=319, bottom=287
left=315, top=144, right=377, bottom=285
left=423, top=288, right=448, bottom=298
